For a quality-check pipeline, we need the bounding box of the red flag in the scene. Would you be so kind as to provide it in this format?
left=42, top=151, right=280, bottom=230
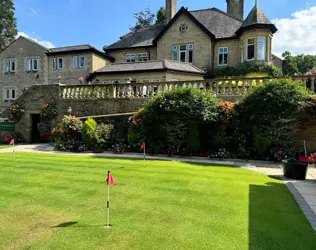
left=107, top=171, right=116, bottom=185
left=9, top=139, right=14, bottom=145
left=141, top=142, right=145, bottom=149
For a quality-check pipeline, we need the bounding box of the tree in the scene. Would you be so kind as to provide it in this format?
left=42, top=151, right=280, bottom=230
left=282, top=51, right=298, bottom=76
left=0, top=0, right=17, bottom=52
left=130, top=8, right=155, bottom=31
left=155, top=7, right=165, bottom=24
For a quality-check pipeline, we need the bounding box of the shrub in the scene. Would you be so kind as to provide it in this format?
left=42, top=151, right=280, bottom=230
left=237, top=79, right=312, bottom=158
left=52, top=116, right=84, bottom=152
left=82, top=118, right=97, bottom=149
left=137, top=88, right=219, bottom=153
left=95, top=124, right=114, bottom=150
left=211, top=62, right=281, bottom=77
left=238, top=79, right=311, bottom=126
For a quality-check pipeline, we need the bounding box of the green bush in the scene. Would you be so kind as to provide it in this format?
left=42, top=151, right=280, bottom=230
left=94, top=124, right=114, bottom=151
left=211, top=61, right=281, bottom=77
left=237, top=79, right=312, bottom=158
left=238, top=79, right=311, bottom=126
left=82, top=118, right=97, bottom=149
left=137, top=88, right=219, bottom=153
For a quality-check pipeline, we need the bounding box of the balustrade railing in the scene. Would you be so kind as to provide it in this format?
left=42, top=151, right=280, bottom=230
left=59, top=75, right=316, bottom=100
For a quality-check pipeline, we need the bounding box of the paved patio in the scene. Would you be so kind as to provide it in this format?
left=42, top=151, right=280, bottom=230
left=1, top=144, right=316, bottom=230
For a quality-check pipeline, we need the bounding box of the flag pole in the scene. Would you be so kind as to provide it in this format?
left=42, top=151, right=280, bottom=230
left=13, top=142, right=15, bottom=160
left=105, top=171, right=111, bottom=228
left=144, top=142, right=146, bottom=167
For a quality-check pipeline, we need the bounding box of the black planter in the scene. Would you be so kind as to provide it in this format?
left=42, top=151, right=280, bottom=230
left=282, top=159, right=308, bottom=180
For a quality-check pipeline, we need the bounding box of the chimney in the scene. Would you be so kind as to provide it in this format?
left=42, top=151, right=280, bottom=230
left=165, top=0, right=177, bottom=24
left=226, top=0, right=244, bottom=21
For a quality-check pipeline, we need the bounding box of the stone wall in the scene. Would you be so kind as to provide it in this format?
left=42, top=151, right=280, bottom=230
left=214, top=39, right=240, bottom=69
left=0, top=84, right=146, bottom=142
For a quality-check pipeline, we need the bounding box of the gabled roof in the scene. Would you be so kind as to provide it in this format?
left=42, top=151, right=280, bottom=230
left=47, top=44, right=115, bottom=62
left=236, top=4, right=277, bottom=35
left=105, top=25, right=165, bottom=51
left=153, top=7, right=217, bottom=43
left=0, top=36, right=48, bottom=55
left=95, top=59, right=205, bottom=75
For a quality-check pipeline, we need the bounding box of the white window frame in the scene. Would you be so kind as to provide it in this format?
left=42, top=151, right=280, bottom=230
left=126, top=54, right=137, bottom=63
left=218, top=47, right=228, bottom=66
left=137, top=53, right=148, bottom=62
left=57, top=57, right=64, bottom=69
left=246, top=37, right=256, bottom=61
left=52, top=58, right=57, bottom=70
left=79, top=56, right=85, bottom=68
left=73, top=56, right=78, bottom=68
left=27, top=58, right=38, bottom=71
left=257, top=36, right=266, bottom=61
left=5, top=60, right=16, bottom=73
left=3, top=87, right=17, bottom=100
left=172, top=43, right=193, bottom=63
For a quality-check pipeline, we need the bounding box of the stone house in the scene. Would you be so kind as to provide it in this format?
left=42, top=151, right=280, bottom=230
left=97, top=0, right=278, bottom=83
left=0, top=40, right=114, bottom=113
left=0, top=36, right=48, bottom=113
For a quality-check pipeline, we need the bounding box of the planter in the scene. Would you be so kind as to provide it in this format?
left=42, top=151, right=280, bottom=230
left=282, top=159, right=308, bottom=180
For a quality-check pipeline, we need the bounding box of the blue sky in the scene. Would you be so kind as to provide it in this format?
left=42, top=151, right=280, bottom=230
left=15, top=0, right=316, bottom=55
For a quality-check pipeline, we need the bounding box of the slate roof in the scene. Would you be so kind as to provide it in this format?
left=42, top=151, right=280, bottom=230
left=105, top=5, right=275, bottom=50
left=47, top=44, right=115, bottom=61
left=104, top=25, right=165, bottom=50
left=95, top=59, right=205, bottom=75
left=190, top=8, right=242, bottom=39
left=236, top=4, right=277, bottom=35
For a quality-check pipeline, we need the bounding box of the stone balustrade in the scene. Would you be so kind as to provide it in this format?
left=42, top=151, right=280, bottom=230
left=60, top=76, right=316, bottom=100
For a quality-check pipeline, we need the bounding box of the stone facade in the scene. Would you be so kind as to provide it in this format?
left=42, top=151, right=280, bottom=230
left=109, top=47, right=157, bottom=63
left=0, top=37, right=48, bottom=112
left=156, top=13, right=212, bottom=71
left=214, top=39, right=240, bottom=69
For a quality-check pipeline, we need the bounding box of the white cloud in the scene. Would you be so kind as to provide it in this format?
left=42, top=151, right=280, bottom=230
left=17, top=32, right=55, bottom=48
left=29, top=8, right=39, bottom=16
left=272, top=6, right=316, bottom=57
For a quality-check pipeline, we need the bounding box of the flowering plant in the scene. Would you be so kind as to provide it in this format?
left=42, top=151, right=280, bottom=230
left=8, top=104, right=25, bottom=122
left=129, top=108, right=144, bottom=127
left=112, top=143, right=127, bottom=153
left=209, top=148, right=229, bottom=159
left=218, top=102, right=235, bottom=130
left=78, top=76, right=85, bottom=84
left=41, top=103, right=58, bottom=120
left=270, top=147, right=295, bottom=162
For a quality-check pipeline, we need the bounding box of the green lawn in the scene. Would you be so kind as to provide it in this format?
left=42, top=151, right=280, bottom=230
left=0, top=153, right=315, bottom=250
left=0, top=145, right=9, bottom=149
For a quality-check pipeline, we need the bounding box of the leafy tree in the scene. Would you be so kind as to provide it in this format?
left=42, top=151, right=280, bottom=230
left=0, top=0, right=18, bottom=52
left=155, top=7, right=165, bottom=24
left=282, top=51, right=316, bottom=76
left=282, top=51, right=298, bottom=76
left=130, top=8, right=155, bottom=31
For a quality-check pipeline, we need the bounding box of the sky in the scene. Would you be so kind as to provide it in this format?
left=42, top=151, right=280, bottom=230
left=14, top=0, right=316, bottom=57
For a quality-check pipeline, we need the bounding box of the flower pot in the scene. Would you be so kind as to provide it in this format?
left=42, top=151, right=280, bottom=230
left=282, top=159, right=308, bottom=180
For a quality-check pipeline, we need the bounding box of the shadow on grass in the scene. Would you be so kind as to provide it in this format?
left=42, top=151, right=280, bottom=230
left=51, top=221, right=106, bottom=228
left=249, top=182, right=316, bottom=250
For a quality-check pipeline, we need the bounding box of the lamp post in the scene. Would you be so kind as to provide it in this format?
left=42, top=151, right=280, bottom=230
left=67, top=106, right=72, bottom=117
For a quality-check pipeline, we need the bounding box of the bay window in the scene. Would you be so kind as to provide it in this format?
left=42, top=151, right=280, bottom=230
left=218, top=47, right=228, bottom=66
left=257, top=36, right=266, bottom=61
left=247, top=38, right=255, bottom=61
left=171, top=43, right=194, bottom=63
